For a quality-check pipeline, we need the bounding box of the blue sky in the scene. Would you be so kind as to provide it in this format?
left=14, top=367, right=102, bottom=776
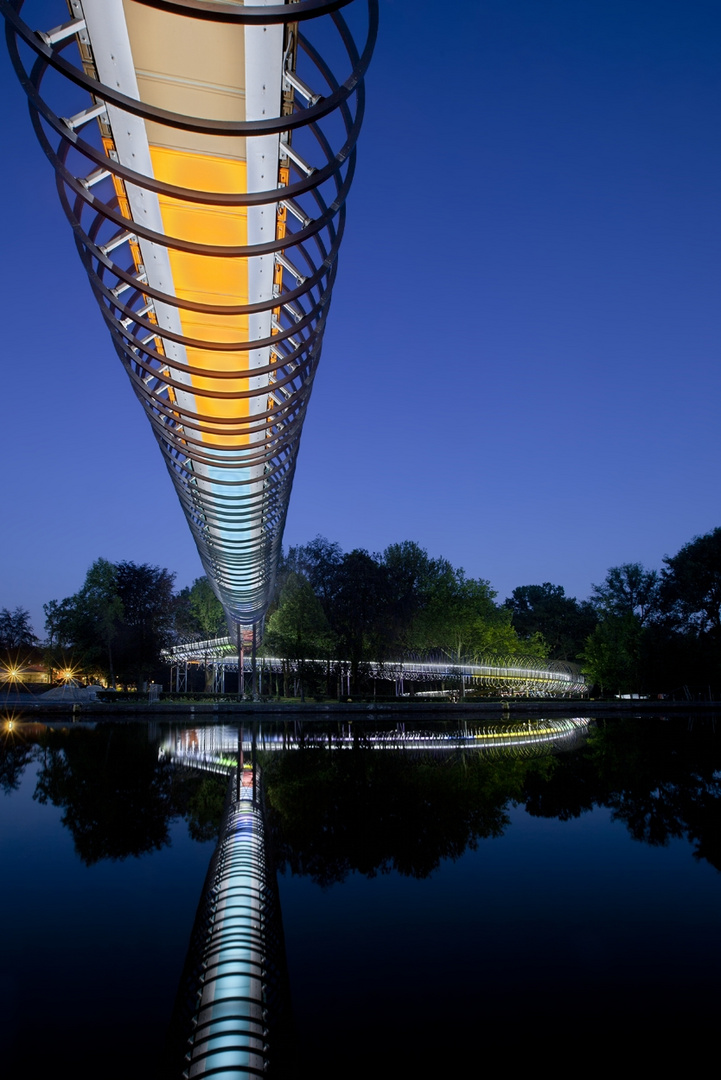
left=2, top=0, right=720, bottom=635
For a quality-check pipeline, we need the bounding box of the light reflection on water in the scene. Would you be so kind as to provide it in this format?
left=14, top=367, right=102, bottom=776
left=0, top=714, right=720, bottom=1075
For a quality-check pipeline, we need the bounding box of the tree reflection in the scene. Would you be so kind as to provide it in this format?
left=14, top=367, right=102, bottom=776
left=32, top=725, right=225, bottom=864
left=0, top=721, right=39, bottom=793
left=7, top=716, right=720, bottom=875
left=522, top=718, right=721, bottom=871
left=186, top=777, right=227, bottom=843
left=264, top=717, right=721, bottom=883
left=263, top=747, right=553, bottom=885
left=595, top=719, right=721, bottom=870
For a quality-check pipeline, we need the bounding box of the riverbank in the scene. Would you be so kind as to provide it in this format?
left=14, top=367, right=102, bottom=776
left=2, top=691, right=719, bottom=721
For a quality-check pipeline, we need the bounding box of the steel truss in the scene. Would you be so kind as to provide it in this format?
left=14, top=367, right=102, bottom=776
left=3, top=0, right=377, bottom=625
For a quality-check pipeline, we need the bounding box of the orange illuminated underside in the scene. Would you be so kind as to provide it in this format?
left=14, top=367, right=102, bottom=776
left=150, top=146, right=252, bottom=448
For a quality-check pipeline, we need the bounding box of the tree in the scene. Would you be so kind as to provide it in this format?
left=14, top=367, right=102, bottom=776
left=505, top=583, right=597, bottom=660
left=285, top=535, right=344, bottom=608
left=580, top=614, right=644, bottom=695
left=407, top=563, right=541, bottom=697
left=0, top=607, right=38, bottom=650
left=591, top=564, right=660, bottom=625
left=43, top=598, right=74, bottom=650
left=82, top=559, right=124, bottom=685
left=414, top=565, right=499, bottom=663
left=381, top=541, right=437, bottom=653
left=470, top=607, right=546, bottom=658
left=189, top=577, right=225, bottom=638
left=44, top=559, right=175, bottom=686
left=264, top=572, right=334, bottom=698
left=44, top=559, right=123, bottom=683
left=660, top=528, right=721, bottom=636
left=174, top=576, right=225, bottom=642
left=326, top=550, right=388, bottom=690
left=281, top=537, right=546, bottom=680
left=114, top=561, right=176, bottom=685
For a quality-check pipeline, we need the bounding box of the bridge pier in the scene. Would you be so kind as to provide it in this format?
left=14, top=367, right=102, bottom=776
left=173, top=662, right=189, bottom=694
left=252, top=622, right=258, bottom=701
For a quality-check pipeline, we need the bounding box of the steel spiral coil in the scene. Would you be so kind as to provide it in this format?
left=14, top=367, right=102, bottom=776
left=3, top=0, right=377, bottom=626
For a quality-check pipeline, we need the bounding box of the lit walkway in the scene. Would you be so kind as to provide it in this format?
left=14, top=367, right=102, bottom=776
left=164, top=637, right=587, bottom=696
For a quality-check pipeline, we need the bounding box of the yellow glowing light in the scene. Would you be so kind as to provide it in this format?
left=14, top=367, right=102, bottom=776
left=1, top=711, right=23, bottom=735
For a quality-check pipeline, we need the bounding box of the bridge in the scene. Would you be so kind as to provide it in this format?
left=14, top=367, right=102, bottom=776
left=163, top=636, right=588, bottom=696
left=3, top=8, right=584, bottom=1076
left=3, top=0, right=376, bottom=630
left=2, top=3, right=578, bottom=699
left=162, top=716, right=590, bottom=1073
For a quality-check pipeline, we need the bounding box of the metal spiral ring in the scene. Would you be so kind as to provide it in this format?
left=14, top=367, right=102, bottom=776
left=3, top=0, right=378, bottom=625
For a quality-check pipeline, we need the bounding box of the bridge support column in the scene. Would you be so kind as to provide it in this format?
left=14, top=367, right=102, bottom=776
left=237, top=622, right=244, bottom=700
left=252, top=621, right=258, bottom=701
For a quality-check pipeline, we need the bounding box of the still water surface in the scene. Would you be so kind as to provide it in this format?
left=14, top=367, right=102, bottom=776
left=1, top=715, right=719, bottom=1076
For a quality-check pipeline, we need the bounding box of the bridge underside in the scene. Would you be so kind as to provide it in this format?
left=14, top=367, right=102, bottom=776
left=4, top=0, right=376, bottom=627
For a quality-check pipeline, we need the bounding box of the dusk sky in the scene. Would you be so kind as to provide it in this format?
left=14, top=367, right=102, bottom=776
left=2, top=0, right=720, bottom=637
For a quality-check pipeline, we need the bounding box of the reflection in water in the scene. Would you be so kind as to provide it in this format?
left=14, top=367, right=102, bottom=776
left=0, top=718, right=39, bottom=793
left=159, top=716, right=591, bottom=766
left=261, top=727, right=588, bottom=885
left=34, top=726, right=177, bottom=864
left=518, top=718, right=721, bottom=869
left=2, top=715, right=720, bottom=1072
left=0, top=721, right=227, bottom=864
left=241, top=716, right=721, bottom=880
left=4, top=713, right=720, bottom=877
left=166, top=746, right=293, bottom=1079
left=163, top=718, right=592, bottom=1074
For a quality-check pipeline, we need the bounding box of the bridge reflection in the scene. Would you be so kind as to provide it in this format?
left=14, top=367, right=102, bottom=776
left=166, top=717, right=590, bottom=1075
left=161, top=717, right=591, bottom=771
left=168, top=752, right=291, bottom=1080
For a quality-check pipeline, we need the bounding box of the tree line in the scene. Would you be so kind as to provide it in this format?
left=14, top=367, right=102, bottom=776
left=265, top=538, right=550, bottom=696
left=581, top=529, right=721, bottom=696
left=265, top=529, right=721, bottom=697
left=2, top=526, right=720, bottom=695
left=2, top=559, right=225, bottom=689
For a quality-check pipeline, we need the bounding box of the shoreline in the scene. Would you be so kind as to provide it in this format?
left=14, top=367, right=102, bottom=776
left=3, top=694, right=719, bottom=722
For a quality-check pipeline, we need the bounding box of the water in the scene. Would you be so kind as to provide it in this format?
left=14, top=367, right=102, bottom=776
left=0, top=723, right=218, bottom=1079
left=1, top=715, right=719, bottom=1076
left=266, top=715, right=721, bottom=1069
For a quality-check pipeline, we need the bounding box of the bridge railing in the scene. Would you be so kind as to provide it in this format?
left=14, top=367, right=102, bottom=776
left=161, top=639, right=587, bottom=694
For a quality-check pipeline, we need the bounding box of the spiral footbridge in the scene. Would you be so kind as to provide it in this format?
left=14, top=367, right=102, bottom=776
left=163, top=637, right=588, bottom=696
left=3, top=0, right=377, bottom=627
